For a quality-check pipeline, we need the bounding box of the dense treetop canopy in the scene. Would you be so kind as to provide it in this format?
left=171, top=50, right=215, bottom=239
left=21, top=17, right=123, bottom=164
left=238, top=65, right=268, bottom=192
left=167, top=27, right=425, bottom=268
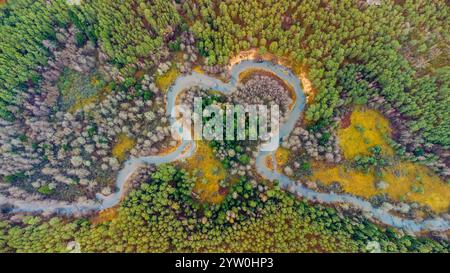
left=0, top=0, right=448, bottom=253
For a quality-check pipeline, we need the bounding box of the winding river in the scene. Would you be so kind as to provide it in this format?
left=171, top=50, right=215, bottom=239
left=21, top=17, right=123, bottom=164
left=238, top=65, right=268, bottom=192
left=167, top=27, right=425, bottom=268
left=6, top=60, right=449, bottom=233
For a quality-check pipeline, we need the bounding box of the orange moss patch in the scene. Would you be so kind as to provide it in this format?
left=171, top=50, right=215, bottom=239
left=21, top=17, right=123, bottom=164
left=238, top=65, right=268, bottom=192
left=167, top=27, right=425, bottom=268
left=299, top=71, right=316, bottom=104
left=238, top=68, right=260, bottom=82
left=91, top=208, right=118, bottom=225
left=265, top=154, right=275, bottom=171
left=157, top=141, right=180, bottom=156
left=229, top=49, right=259, bottom=67
left=155, top=64, right=179, bottom=92
left=263, top=149, right=290, bottom=172
left=310, top=161, right=450, bottom=213
left=112, top=134, right=136, bottom=162
left=134, top=70, right=145, bottom=80
left=337, top=106, right=394, bottom=159
left=277, top=55, right=317, bottom=104
left=182, top=142, right=226, bottom=204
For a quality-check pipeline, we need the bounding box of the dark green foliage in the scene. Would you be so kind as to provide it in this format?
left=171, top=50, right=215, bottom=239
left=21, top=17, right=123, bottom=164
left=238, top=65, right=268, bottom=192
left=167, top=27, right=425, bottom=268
left=80, top=0, right=181, bottom=73
left=183, top=0, right=449, bottom=147
left=1, top=164, right=448, bottom=253
left=238, top=154, right=250, bottom=165
left=74, top=31, right=87, bottom=47
left=318, top=132, right=331, bottom=146
left=0, top=0, right=448, bottom=254
left=168, top=38, right=182, bottom=52
left=3, top=172, right=27, bottom=184
left=0, top=0, right=71, bottom=119
left=338, top=63, right=450, bottom=147
left=301, top=162, right=311, bottom=172
left=56, top=68, right=101, bottom=111
left=37, top=185, right=54, bottom=195
left=0, top=0, right=181, bottom=119
left=353, top=145, right=390, bottom=173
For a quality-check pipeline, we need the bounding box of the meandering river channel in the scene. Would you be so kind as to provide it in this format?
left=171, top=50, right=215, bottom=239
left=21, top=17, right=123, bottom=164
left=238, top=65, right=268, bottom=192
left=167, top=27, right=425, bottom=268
left=6, top=60, right=449, bottom=233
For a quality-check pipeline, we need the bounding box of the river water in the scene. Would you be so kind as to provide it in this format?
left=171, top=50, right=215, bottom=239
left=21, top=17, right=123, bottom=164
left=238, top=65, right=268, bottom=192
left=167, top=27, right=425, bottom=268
left=7, top=60, right=449, bottom=232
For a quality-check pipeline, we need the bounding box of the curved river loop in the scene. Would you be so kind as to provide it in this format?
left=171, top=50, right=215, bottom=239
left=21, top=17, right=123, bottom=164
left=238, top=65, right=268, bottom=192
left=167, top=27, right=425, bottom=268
left=5, top=60, right=449, bottom=233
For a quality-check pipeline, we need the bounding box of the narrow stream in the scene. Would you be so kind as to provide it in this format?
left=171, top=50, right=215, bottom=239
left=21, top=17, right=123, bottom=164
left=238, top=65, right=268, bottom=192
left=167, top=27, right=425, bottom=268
left=7, top=60, right=449, bottom=232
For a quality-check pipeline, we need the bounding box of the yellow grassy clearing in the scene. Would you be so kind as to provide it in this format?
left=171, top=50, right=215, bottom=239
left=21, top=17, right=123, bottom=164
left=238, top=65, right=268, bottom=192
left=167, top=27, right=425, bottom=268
left=155, top=64, right=179, bottom=92
left=112, top=134, right=136, bottom=162
left=321, top=106, right=450, bottom=212
left=182, top=141, right=226, bottom=204
left=275, top=147, right=290, bottom=169
left=383, top=163, right=450, bottom=212
left=193, top=66, right=205, bottom=74
left=338, top=106, right=394, bottom=159
left=309, top=161, right=450, bottom=213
